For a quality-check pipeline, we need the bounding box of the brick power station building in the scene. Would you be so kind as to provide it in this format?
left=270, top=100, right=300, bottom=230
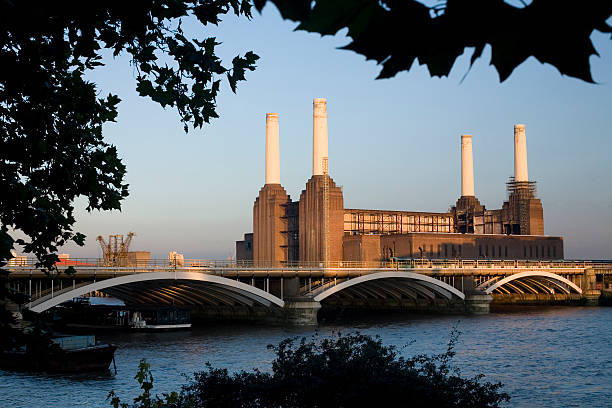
left=236, top=99, right=563, bottom=264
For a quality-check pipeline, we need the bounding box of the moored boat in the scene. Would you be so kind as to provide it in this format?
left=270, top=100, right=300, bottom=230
left=0, top=335, right=117, bottom=373
left=53, top=301, right=192, bottom=331
left=129, top=306, right=192, bottom=330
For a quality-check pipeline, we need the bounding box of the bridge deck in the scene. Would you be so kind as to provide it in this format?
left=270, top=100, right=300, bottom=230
left=7, top=258, right=607, bottom=277
left=6, top=266, right=589, bottom=279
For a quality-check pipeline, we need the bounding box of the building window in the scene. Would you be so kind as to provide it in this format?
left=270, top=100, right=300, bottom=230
left=505, top=246, right=508, bottom=258
left=523, top=246, right=527, bottom=258
left=499, top=246, right=502, bottom=258
left=535, top=246, right=538, bottom=258
left=529, top=246, right=533, bottom=258
left=553, top=246, right=557, bottom=258
left=485, top=245, right=489, bottom=257
left=444, top=244, right=448, bottom=258
left=492, top=246, right=495, bottom=257
left=458, top=244, right=462, bottom=256
left=547, top=246, right=551, bottom=258
left=430, top=245, right=434, bottom=257
left=479, top=245, right=482, bottom=257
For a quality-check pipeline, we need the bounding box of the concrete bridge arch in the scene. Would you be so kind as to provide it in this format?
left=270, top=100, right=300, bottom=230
left=478, top=271, right=582, bottom=295
left=28, top=271, right=285, bottom=313
left=312, top=271, right=466, bottom=303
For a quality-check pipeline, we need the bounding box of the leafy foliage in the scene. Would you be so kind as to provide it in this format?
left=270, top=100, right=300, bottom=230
left=109, top=332, right=510, bottom=407
left=255, top=0, right=612, bottom=82
left=108, top=359, right=181, bottom=408
left=0, top=1, right=259, bottom=269
left=0, top=283, right=19, bottom=352
left=0, top=0, right=258, bottom=353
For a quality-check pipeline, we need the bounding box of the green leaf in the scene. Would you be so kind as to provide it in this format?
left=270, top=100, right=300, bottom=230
left=259, top=0, right=612, bottom=83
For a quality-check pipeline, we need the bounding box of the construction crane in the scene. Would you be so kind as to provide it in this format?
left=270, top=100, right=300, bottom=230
left=97, top=232, right=134, bottom=266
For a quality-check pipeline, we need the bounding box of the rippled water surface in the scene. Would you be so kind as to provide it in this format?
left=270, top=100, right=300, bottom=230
left=1, top=307, right=611, bottom=407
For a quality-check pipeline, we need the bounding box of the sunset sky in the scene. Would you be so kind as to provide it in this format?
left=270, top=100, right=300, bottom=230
left=58, top=7, right=612, bottom=260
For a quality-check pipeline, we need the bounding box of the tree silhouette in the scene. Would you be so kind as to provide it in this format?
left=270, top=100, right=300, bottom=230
left=108, top=332, right=511, bottom=408
left=0, top=1, right=258, bottom=268
left=0, top=0, right=258, bottom=351
left=255, top=0, right=612, bottom=82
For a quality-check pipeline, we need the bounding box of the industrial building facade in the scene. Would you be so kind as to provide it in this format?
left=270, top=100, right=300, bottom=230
left=237, top=99, right=563, bottom=264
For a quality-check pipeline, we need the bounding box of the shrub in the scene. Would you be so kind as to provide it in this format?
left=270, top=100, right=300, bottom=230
left=110, top=331, right=510, bottom=408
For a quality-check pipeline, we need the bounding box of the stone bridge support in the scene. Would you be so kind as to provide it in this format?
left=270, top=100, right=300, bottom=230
left=281, top=277, right=321, bottom=325
left=583, top=269, right=601, bottom=306
left=464, top=292, right=494, bottom=314
left=284, top=298, right=321, bottom=325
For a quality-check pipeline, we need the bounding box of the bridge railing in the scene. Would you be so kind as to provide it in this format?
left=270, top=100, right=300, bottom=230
left=5, top=257, right=609, bottom=271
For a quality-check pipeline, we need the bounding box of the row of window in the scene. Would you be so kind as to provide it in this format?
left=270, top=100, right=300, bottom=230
left=344, top=214, right=454, bottom=224
left=478, top=244, right=557, bottom=259
left=344, top=213, right=455, bottom=235
left=478, top=245, right=507, bottom=258
left=345, top=224, right=454, bottom=234
left=524, top=245, right=557, bottom=259
left=384, top=244, right=464, bottom=259
left=382, top=243, right=559, bottom=259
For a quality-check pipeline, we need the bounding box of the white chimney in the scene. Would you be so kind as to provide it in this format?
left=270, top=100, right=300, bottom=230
left=514, top=124, right=528, bottom=182
left=265, top=113, right=280, bottom=184
left=312, top=98, right=328, bottom=176
left=461, top=134, right=475, bottom=197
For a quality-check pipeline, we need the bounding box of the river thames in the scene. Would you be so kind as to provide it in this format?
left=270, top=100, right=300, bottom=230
left=1, top=306, right=610, bottom=407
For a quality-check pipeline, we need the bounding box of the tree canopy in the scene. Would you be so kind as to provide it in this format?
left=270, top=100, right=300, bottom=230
left=108, top=332, right=510, bottom=408
left=0, top=0, right=258, bottom=268
left=256, top=0, right=612, bottom=82
left=0, top=1, right=259, bottom=350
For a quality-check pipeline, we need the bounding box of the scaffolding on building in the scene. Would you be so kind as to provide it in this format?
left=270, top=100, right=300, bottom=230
left=506, top=177, right=537, bottom=198
left=345, top=210, right=454, bottom=235
left=505, top=177, right=538, bottom=235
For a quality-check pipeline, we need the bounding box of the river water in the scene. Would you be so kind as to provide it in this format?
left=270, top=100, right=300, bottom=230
left=1, top=306, right=610, bottom=407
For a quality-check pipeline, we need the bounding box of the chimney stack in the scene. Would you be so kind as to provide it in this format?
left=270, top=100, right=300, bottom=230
left=514, top=124, right=528, bottom=182
left=461, top=134, right=475, bottom=197
left=312, top=98, right=328, bottom=176
left=265, top=113, right=280, bottom=184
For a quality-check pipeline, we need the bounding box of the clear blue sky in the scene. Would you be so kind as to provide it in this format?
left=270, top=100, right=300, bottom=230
left=59, top=6, right=612, bottom=260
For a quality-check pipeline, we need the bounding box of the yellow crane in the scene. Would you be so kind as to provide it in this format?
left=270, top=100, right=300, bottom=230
left=96, top=232, right=134, bottom=266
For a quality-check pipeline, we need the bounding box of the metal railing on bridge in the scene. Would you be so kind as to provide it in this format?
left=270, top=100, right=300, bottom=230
left=5, top=257, right=609, bottom=271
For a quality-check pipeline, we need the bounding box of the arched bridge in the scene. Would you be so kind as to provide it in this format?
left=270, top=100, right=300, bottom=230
left=6, top=258, right=603, bottom=323
left=477, top=271, right=583, bottom=296
left=310, top=272, right=465, bottom=303
left=29, top=271, right=284, bottom=313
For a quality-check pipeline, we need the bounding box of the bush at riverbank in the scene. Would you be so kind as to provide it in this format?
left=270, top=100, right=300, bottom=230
left=109, top=332, right=510, bottom=408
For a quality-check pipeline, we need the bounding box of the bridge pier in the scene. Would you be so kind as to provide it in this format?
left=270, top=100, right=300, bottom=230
left=464, top=292, right=493, bottom=314
left=583, top=289, right=601, bottom=306
left=283, top=297, right=321, bottom=325
left=581, top=269, right=601, bottom=305
left=281, top=278, right=321, bottom=326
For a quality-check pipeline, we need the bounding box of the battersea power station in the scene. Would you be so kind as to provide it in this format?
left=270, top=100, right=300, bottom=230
left=236, top=98, right=563, bottom=264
